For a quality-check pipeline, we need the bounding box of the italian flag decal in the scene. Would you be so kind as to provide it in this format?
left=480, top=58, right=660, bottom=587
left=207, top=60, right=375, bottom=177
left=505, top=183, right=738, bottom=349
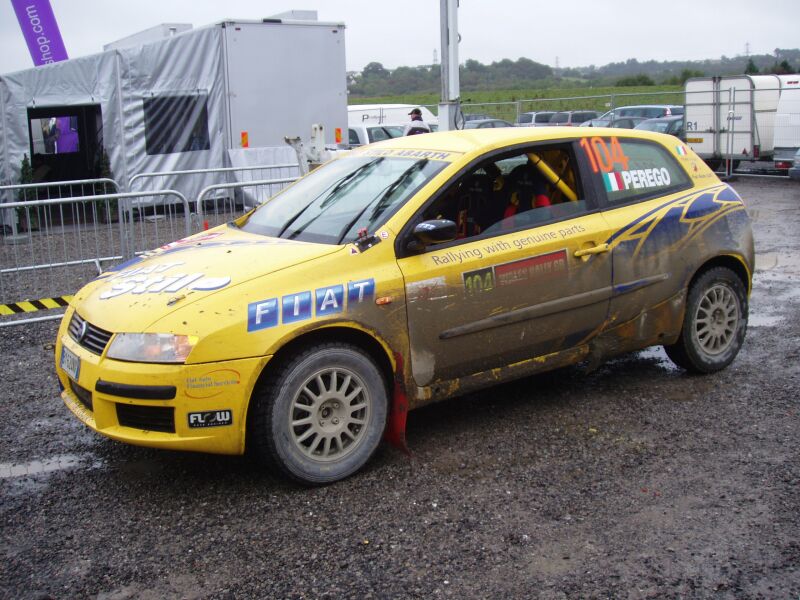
left=676, top=145, right=688, bottom=156
left=604, top=171, right=625, bottom=192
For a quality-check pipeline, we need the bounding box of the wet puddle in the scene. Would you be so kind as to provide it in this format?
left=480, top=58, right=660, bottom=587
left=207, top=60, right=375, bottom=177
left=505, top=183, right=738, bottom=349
left=634, top=347, right=680, bottom=372
left=748, top=314, right=785, bottom=328
left=0, top=453, right=103, bottom=479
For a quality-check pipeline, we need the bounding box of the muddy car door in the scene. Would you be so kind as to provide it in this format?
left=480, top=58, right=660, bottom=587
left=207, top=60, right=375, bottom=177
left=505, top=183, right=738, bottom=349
left=578, top=135, right=709, bottom=347
left=396, top=141, right=615, bottom=388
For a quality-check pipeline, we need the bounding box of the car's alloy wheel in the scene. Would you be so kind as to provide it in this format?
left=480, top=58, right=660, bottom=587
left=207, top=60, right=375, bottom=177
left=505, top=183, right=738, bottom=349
left=288, top=366, right=371, bottom=462
left=691, top=283, right=740, bottom=356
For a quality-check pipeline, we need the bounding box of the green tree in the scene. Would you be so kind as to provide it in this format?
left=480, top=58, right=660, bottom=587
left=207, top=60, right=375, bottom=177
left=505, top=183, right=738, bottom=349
left=362, top=62, right=389, bottom=79
left=744, top=58, right=759, bottom=74
left=769, top=60, right=793, bottom=74
left=616, top=74, right=655, bottom=86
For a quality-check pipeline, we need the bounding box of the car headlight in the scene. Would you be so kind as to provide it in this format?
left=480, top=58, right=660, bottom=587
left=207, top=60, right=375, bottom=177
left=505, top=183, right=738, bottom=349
left=106, top=333, right=198, bottom=363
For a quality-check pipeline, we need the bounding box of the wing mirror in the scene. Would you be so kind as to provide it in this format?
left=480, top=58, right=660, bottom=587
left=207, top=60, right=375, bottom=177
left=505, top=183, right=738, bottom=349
left=407, top=219, right=457, bottom=252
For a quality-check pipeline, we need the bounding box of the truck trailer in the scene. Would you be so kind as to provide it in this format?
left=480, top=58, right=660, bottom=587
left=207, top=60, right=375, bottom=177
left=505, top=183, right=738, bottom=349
left=684, top=74, right=800, bottom=168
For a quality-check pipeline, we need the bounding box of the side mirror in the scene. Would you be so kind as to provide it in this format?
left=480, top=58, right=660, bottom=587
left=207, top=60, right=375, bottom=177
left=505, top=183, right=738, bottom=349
left=408, top=219, right=457, bottom=251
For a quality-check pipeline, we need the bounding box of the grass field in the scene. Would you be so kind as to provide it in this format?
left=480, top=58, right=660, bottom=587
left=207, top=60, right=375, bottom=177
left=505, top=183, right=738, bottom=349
left=349, top=85, right=685, bottom=121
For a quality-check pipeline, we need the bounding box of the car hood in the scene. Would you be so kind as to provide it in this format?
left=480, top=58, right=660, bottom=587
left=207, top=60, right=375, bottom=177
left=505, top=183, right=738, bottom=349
left=73, top=226, right=343, bottom=332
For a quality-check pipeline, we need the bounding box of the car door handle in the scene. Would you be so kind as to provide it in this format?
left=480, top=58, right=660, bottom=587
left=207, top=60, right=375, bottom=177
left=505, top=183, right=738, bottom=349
left=574, top=243, right=610, bottom=258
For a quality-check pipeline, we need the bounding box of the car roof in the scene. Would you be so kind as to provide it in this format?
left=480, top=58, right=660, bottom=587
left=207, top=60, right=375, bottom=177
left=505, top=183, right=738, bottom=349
left=639, top=115, right=683, bottom=123
left=466, top=118, right=508, bottom=124
left=615, top=104, right=682, bottom=109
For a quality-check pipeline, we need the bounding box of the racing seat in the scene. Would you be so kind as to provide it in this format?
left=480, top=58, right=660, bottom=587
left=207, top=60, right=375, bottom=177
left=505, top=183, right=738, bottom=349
left=456, top=173, right=499, bottom=237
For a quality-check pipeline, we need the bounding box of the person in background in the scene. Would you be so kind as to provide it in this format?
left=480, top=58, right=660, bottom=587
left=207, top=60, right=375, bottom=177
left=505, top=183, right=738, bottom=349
left=403, top=108, right=431, bottom=136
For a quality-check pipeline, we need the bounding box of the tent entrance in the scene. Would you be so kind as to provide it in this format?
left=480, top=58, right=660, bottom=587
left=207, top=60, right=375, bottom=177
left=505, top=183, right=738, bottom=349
left=27, top=104, right=104, bottom=183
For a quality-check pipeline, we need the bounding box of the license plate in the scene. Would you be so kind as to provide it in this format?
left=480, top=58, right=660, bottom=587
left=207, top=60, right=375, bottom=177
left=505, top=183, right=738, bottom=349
left=60, top=345, right=80, bottom=381
left=687, top=137, right=703, bottom=144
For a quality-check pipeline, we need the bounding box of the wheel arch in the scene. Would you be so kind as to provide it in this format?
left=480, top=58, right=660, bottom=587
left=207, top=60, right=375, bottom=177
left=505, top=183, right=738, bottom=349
left=244, top=325, right=400, bottom=451
left=688, top=253, right=752, bottom=296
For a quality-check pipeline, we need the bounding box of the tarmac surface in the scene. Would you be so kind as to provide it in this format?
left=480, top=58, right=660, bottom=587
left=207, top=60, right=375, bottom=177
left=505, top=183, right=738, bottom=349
left=1, top=177, right=798, bottom=599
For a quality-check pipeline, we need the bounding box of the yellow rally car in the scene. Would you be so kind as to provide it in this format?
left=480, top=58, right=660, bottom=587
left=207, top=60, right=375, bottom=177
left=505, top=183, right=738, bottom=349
left=55, top=128, right=754, bottom=484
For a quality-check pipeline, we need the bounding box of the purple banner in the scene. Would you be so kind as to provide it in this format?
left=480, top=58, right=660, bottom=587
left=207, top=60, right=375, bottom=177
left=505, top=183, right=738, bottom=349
left=11, top=0, right=68, bottom=66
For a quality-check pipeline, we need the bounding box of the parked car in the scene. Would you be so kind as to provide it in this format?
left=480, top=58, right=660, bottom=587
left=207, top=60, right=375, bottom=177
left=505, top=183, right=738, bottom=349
left=608, top=117, right=649, bottom=129
left=548, top=110, right=599, bottom=126
left=516, top=111, right=556, bottom=127
left=347, top=124, right=404, bottom=147
left=789, top=148, right=800, bottom=181
left=463, top=113, right=493, bottom=121
left=56, top=127, right=753, bottom=484
left=586, top=105, right=684, bottom=127
left=635, top=115, right=686, bottom=139
left=464, top=118, right=514, bottom=129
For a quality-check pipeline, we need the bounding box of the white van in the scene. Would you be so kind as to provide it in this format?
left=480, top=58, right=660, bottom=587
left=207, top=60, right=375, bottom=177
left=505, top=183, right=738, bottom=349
left=773, top=76, right=800, bottom=170
left=348, top=104, right=438, bottom=127
left=346, top=104, right=438, bottom=147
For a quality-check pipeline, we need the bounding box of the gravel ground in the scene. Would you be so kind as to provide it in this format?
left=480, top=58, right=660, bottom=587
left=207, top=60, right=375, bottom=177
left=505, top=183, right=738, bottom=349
left=0, top=177, right=798, bottom=599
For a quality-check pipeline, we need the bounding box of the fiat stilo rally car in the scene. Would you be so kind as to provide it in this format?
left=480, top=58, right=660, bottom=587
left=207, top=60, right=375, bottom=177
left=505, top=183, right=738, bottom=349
left=55, top=127, right=754, bottom=484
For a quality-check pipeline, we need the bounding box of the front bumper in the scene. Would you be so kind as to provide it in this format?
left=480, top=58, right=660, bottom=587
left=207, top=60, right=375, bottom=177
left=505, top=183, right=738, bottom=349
left=55, top=322, right=269, bottom=455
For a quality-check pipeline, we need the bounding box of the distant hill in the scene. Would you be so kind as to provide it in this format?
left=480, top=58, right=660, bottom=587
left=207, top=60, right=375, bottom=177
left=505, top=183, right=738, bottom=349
left=347, top=49, right=800, bottom=97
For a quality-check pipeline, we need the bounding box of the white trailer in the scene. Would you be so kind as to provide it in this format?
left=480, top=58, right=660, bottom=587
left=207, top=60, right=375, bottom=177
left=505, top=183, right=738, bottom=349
left=773, top=75, right=800, bottom=169
left=684, top=75, right=786, bottom=164
left=0, top=15, right=347, bottom=197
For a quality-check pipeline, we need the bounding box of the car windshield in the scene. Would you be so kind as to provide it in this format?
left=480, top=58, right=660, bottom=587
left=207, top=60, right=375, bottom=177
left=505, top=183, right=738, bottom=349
left=240, top=155, right=447, bottom=244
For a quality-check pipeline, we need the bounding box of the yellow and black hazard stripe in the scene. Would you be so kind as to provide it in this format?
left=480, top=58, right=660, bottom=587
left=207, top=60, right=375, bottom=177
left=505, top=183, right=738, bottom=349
left=0, top=295, right=72, bottom=316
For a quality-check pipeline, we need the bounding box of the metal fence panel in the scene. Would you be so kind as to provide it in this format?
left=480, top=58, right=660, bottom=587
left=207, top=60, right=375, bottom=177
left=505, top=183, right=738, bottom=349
left=1, top=188, right=188, bottom=327
left=195, top=177, right=299, bottom=230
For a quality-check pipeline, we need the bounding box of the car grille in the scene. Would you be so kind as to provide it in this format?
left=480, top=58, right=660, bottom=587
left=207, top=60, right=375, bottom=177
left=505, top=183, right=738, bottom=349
left=69, top=380, right=93, bottom=412
left=116, top=404, right=175, bottom=433
left=68, top=312, right=113, bottom=355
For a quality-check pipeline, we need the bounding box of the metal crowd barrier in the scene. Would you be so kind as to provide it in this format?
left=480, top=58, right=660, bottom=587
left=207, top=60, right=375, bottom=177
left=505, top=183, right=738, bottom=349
left=195, top=177, right=299, bottom=230
left=129, top=163, right=299, bottom=192
left=1, top=188, right=189, bottom=328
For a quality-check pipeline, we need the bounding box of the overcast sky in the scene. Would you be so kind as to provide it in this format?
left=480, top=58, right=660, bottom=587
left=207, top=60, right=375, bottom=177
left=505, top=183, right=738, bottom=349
left=0, top=0, right=796, bottom=75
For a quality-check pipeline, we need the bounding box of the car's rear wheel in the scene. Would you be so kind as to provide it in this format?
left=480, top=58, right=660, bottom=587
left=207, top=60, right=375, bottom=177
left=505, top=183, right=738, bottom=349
left=249, top=343, right=388, bottom=485
left=664, top=267, right=748, bottom=373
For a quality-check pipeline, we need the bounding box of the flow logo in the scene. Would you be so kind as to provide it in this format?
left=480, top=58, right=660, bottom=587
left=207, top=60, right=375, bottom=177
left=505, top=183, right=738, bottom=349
left=188, top=410, right=233, bottom=428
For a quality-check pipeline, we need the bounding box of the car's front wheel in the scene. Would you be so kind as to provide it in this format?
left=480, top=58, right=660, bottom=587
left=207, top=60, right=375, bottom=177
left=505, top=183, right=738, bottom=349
left=664, top=267, right=748, bottom=373
left=249, top=343, right=388, bottom=485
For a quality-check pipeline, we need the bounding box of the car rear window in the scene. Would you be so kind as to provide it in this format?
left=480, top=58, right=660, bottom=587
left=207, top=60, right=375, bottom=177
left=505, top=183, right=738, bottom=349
left=573, top=112, right=598, bottom=122
left=535, top=112, right=554, bottom=123
left=518, top=113, right=533, bottom=123
left=578, top=136, right=691, bottom=205
left=550, top=113, right=569, bottom=124
left=637, top=120, right=670, bottom=133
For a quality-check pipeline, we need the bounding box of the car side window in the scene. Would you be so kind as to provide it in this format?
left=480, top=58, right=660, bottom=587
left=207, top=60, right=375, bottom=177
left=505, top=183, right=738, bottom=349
left=419, top=143, right=589, bottom=242
left=348, top=128, right=360, bottom=146
left=578, top=136, right=692, bottom=206
left=368, top=127, right=392, bottom=143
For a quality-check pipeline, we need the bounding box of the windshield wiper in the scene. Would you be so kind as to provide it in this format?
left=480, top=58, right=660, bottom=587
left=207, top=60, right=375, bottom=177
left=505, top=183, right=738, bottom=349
left=336, top=160, right=428, bottom=245
left=277, top=159, right=383, bottom=239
